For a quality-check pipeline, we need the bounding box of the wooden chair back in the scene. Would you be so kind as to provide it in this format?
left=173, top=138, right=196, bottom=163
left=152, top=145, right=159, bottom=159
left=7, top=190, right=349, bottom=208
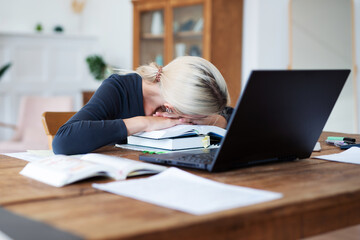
left=42, top=111, right=76, bottom=149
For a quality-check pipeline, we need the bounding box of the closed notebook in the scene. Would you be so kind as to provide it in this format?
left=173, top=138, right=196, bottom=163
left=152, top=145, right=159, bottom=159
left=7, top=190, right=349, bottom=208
left=127, top=125, right=226, bottom=150
left=127, top=135, right=208, bottom=150
left=132, top=125, right=226, bottom=139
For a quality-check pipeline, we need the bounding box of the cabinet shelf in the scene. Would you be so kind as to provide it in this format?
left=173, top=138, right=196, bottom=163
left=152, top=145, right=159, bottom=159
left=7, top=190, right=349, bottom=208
left=141, top=33, right=165, bottom=40
left=133, top=0, right=243, bottom=107
left=174, top=31, right=203, bottom=38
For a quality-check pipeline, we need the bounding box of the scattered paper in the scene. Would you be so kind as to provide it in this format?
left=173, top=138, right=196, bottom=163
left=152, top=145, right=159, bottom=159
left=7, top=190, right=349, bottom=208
left=313, top=147, right=360, bottom=164
left=3, top=151, right=53, bottom=162
left=26, top=150, right=54, bottom=158
left=132, top=125, right=226, bottom=139
left=93, top=167, right=282, bottom=215
left=313, top=142, right=321, bottom=152
left=0, top=230, right=12, bottom=240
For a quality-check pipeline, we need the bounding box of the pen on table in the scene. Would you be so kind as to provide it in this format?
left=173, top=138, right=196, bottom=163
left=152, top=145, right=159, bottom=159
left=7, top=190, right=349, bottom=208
left=327, top=136, right=356, bottom=143
left=325, top=140, right=348, bottom=147
left=325, top=139, right=352, bottom=146
left=340, top=144, right=360, bottom=150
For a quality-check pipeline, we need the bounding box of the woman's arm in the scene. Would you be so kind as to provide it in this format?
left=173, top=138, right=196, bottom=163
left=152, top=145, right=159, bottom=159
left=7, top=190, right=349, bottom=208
left=52, top=117, right=127, bottom=155
left=52, top=74, right=187, bottom=155
left=53, top=114, right=185, bottom=155
left=124, top=116, right=185, bottom=136
left=52, top=75, right=138, bottom=155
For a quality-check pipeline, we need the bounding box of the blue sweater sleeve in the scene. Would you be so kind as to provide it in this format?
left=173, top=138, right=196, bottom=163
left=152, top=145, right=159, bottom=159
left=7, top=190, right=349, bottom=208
left=52, top=74, right=144, bottom=155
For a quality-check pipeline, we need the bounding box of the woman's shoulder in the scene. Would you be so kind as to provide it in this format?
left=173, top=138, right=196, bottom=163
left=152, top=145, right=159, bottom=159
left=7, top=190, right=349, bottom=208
left=104, top=73, right=142, bottom=85
left=98, top=73, right=143, bottom=96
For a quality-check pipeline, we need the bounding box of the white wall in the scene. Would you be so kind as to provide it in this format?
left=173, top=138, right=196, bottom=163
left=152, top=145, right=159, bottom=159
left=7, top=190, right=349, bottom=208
left=242, top=0, right=289, bottom=90
left=242, top=0, right=360, bottom=134
left=2, top=0, right=360, bottom=135
left=0, top=0, right=133, bottom=69
left=356, top=0, right=360, bottom=132
left=0, top=0, right=133, bottom=141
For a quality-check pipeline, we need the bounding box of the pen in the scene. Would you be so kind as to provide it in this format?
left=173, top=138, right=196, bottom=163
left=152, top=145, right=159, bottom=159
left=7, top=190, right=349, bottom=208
left=325, top=139, right=352, bottom=146
left=327, top=136, right=356, bottom=143
left=325, top=140, right=348, bottom=147
left=340, top=144, right=360, bottom=150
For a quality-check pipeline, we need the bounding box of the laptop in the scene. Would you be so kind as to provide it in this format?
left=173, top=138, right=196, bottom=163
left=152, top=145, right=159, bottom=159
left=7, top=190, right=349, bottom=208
left=140, top=70, right=350, bottom=172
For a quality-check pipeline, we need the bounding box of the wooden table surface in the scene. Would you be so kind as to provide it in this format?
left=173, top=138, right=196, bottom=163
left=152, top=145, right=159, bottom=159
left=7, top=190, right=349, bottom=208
left=1, top=132, right=360, bottom=240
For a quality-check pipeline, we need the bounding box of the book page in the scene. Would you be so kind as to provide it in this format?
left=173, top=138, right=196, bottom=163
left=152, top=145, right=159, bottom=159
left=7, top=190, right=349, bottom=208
left=19, top=154, right=167, bottom=187
left=81, top=153, right=167, bottom=178
left=20, top=155, right=108, bottom=187
left=93, top=167, right=282, bottom=215
left=132, top=125, right=226, bottom=139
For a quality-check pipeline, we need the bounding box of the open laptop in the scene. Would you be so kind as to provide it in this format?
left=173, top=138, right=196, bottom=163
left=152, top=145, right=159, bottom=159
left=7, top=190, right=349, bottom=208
left=140, top=70, right=350, bottom=172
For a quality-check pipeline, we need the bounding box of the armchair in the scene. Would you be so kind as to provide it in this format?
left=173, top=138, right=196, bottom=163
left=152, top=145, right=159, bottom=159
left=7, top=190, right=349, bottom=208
left=0, top=96, right=73, bottom=153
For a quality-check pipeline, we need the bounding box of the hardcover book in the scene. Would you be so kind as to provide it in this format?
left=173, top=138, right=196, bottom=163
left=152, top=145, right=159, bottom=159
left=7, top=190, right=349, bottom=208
left=127, top=125, right=226, bottom=150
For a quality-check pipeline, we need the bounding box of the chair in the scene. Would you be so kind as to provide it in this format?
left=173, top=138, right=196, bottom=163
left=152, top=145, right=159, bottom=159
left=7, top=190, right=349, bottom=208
left=0, top=96, right=73, bottom=153
left=41, top=111, right=76, bottom=150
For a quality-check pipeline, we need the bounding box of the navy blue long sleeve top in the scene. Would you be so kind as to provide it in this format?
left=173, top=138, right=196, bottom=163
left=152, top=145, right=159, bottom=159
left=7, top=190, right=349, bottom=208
left=53, top=73, right=234, bottom=155
left=52, top=73, right=145, bottom=155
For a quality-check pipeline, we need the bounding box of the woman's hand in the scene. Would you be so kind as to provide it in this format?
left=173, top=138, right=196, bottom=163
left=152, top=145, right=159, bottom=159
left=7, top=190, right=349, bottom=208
left=123, top=116, right=191, bottom=136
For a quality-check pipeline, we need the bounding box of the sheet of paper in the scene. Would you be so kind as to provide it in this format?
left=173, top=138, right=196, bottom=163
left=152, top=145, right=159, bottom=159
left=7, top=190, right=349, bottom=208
left=3, top=151, right=51, bottom=162
left=133, top=125, right=226, bottom=139
left=27, top=150, right=54, bottom=158
left=0, top=230, right=12, bottom=240
left=313, top=147, right=360, bottom=164
left=313, top=142, right=321, bottom=152
left=93, top=167, right=282, bottom=215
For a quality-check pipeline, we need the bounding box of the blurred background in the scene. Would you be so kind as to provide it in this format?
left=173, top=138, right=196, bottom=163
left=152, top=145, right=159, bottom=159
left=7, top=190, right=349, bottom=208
left=0, top=0, right=359, bottom=152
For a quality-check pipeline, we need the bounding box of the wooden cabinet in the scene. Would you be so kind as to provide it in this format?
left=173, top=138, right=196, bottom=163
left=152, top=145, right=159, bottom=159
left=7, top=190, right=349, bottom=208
left=132, top=0, right=243, bottom=107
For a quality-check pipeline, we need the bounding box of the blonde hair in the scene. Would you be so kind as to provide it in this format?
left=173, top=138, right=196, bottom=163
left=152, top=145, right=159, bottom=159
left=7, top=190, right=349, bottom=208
left=136, top=56, right=230, bottom=116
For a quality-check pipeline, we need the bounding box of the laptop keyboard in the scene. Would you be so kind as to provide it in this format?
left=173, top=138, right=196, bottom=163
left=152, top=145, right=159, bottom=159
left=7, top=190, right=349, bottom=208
left=177, top=152, right=216, bottom=165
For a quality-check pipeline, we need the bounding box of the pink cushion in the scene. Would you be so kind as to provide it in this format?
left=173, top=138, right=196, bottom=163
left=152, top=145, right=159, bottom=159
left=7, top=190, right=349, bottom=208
left=0, top=96, right=73, bottom=153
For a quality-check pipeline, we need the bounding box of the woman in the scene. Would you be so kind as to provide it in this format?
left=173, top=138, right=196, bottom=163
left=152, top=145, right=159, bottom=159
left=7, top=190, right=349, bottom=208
left=53, top=56, right=233, bottom=155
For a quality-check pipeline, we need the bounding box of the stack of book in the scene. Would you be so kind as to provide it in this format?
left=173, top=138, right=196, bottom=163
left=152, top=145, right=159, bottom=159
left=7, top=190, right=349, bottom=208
left=127, top=125, right=226, bottom=151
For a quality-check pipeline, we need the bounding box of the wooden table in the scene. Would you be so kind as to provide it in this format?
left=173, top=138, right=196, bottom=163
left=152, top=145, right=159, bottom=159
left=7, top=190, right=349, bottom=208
left=1, top=132, right=360, bottom=240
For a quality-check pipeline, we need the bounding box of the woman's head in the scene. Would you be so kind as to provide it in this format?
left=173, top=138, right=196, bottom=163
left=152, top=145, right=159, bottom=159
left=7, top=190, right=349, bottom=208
left=136, top=56, right=230, bottom=116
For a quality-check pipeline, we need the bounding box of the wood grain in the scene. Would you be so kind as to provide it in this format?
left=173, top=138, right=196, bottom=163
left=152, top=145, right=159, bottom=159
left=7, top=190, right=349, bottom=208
left=1, top=132, right=360, bottom=239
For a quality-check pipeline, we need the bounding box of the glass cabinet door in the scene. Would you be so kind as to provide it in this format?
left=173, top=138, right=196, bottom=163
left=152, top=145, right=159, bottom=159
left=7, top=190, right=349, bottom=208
left=140, top=10, right=165, bottom=66
left=172, top=4, right=203, bottom=58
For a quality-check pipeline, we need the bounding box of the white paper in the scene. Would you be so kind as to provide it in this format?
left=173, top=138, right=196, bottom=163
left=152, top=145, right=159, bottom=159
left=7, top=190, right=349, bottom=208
left=0, top=231, right=12, bottom=240
left=93, top=167, right=282, bottom=215
left=3, top=150, right=53, bottom=162
left=313, top=142, right=321, bottom=152
left=19, top=153, right=168, bottom=187
left=313, top=147, right=360, bottom=164
left=133, top=125, right=226, bottom=139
